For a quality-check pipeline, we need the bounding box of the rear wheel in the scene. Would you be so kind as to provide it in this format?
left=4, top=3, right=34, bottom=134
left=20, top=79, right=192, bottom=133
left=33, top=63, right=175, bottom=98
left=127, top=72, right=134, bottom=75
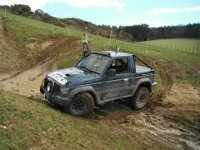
left=68, top=93, right=94, bottom=116
left=130, top=87, right=150, bottom=109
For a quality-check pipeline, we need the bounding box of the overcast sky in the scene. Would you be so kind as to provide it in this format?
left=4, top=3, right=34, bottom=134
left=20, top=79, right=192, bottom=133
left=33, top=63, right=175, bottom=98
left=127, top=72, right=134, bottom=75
left=1, top=0, right=200, bottom=27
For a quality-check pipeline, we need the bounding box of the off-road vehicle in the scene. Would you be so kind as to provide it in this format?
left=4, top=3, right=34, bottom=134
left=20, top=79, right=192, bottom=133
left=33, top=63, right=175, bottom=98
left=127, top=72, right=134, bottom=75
left=40, top=51, right=157, bottom=116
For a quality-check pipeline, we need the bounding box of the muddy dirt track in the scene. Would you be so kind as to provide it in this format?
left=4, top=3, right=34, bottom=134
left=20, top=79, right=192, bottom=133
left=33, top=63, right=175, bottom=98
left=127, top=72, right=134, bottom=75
left=0, top=17, right=200, bottom=150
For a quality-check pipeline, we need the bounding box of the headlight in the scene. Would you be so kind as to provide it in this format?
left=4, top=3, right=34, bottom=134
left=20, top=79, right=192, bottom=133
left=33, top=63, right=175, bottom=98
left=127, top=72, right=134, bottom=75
left=60, top=87, right=69, bottom=94
left=46, top=83, right=51, bottom=92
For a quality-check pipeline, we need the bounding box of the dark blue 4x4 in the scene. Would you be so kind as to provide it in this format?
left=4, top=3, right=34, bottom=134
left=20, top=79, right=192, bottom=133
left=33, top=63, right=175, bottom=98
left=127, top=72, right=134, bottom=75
left=40, top=51, right=157, bottom=116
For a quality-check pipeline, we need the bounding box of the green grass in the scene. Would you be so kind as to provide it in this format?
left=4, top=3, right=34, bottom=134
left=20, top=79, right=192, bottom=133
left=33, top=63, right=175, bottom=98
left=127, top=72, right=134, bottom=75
left=0, top=11, right=68, bottom=57
left=175, top=75, right=200, bottom=86
left=0, top=92, right=141, bottom=150
left=140, top=38, right=200, bottom=53
left=75, top=31, right=200, bottom=68
left=0, top=10, right=68, bottom=41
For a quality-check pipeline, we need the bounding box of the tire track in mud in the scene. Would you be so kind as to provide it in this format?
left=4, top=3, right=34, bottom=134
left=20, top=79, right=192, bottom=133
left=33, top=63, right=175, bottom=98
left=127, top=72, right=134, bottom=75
left=150, top=61, right=200, bottom=150
left=0, top=59, right=56, bottom=97
left=93, top=86, right=200, bottom=149
left=93, top=60, right=200, bottom=150
left=0, top=17, right=24, bottom=72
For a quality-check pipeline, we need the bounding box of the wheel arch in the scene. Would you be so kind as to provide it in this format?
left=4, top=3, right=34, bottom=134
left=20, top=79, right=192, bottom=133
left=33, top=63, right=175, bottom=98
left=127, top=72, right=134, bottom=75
left=68, top=86, right=101, bottom=105
left=133, top=78, right=152, bottom=95
left=138, top=82, right=151, bottom=92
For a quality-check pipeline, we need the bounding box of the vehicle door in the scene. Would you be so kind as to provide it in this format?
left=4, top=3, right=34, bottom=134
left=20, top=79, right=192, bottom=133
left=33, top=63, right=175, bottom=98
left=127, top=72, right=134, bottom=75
left=100, top=57, right=131, bottom=101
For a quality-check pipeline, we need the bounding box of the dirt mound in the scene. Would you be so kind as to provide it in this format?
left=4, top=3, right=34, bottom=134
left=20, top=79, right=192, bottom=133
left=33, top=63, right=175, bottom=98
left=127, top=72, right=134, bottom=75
left=0, top=17, right=22, bottom=72
left=25, top=36, right=79, bottom=68
left=0, top=35, right=79, bottom=96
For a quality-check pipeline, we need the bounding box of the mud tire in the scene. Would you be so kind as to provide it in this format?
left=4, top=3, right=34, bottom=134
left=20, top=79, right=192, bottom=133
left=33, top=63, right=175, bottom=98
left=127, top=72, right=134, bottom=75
left=68, top=93, right=94, bottom=117
left=131, top=87, right=150, bottom=110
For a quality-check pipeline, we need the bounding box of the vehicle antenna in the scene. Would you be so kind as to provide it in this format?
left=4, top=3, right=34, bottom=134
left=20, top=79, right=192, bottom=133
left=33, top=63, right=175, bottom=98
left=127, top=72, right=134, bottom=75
left=146, top=31, right=150, bottom=53
left=4, top=7, right=6, bottom=17
left=116, top=46, right=119, bottom=52
left=51, top=20, right=54, bottom=37
left=112, top=26, right=119, bottom=52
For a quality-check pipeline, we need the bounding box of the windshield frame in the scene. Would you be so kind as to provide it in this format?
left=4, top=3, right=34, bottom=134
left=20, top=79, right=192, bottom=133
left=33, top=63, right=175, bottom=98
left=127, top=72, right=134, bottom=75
left=76, top=53, right=110, bottom=74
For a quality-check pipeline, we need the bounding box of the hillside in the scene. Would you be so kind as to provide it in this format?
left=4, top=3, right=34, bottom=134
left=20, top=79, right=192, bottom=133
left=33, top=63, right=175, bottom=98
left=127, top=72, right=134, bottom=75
left=0, top=10, right=200, bottom=150
left=1, top=4, right=200, bottom=42
left=0, top=4, right=132, bottom=41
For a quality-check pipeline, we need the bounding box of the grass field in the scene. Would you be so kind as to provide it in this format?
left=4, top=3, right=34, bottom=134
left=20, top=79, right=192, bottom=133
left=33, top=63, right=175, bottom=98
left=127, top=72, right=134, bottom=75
left=141, top=38, right=200, bottom=53
left=0, top=92, right=142, bottom=150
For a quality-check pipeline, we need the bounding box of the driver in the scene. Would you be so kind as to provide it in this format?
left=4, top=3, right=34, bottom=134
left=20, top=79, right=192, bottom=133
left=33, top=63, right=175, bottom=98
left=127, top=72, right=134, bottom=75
left=115, top=59, right=127, bottom=73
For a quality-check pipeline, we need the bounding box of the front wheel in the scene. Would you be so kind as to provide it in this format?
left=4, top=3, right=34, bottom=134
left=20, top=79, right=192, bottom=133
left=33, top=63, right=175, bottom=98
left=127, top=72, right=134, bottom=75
left=130, top=87, right=150, bottom=110
left=68, top=93, right=94, bottom=116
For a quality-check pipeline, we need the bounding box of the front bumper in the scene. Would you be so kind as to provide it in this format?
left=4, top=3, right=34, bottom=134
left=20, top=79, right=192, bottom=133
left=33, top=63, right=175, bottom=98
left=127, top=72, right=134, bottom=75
left=40, top=85, right=70, bottom=107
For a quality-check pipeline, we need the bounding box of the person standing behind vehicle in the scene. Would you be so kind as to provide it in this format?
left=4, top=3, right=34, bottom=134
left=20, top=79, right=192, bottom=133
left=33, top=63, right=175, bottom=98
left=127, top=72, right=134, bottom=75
left=82, top=33, right=89, bottom=51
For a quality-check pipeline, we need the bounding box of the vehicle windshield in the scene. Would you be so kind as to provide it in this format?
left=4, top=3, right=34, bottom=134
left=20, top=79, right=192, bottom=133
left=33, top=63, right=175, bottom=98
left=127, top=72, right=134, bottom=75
left=77, top=53, right=110, bottom=74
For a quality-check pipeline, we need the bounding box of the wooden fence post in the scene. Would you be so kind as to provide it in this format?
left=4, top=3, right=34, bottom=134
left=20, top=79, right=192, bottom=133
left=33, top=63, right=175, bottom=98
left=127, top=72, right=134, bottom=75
left=5, top=7, right=6, bottom=17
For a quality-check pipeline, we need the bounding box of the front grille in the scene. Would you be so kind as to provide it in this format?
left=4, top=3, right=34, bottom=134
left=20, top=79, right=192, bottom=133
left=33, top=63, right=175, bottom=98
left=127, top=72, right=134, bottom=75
left=52, top=82, right=60, bottom=92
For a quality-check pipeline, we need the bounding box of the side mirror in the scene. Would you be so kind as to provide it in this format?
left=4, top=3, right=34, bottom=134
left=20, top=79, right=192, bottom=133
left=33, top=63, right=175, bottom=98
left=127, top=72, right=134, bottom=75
left=108, top=69, right=116, bottom=77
